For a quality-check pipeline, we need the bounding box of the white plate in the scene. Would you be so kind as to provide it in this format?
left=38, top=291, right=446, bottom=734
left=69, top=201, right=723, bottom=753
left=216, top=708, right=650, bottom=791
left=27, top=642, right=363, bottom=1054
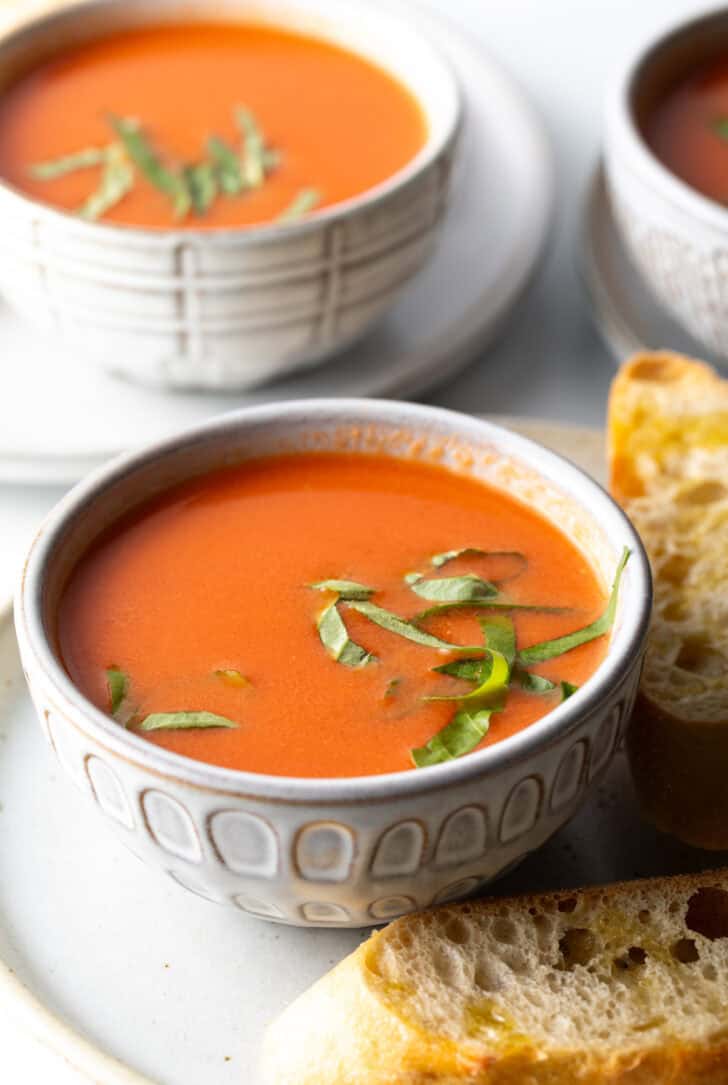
left=0, top=3, right=554, bottom=485
left=581, top=163, right=725, bottom=368
left=1, top=420, right=722, bottom=1085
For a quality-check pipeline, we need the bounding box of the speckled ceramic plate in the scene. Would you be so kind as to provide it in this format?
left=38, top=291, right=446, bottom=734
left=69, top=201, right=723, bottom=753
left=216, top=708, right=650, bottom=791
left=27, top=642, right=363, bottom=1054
left=1, top=421, right=723, bottom=1085
left=0, top=1, right=555, bottom=485
left=580, top=163, right=725, bottom=369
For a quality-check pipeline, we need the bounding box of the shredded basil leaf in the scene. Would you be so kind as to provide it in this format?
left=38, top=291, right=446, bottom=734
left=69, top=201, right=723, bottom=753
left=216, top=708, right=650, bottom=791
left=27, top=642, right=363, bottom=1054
left=480, top=616, right=516, bottom=666
left=431, top=548, right=526, bottom=575
left=413, top=599, right=569, bottom=624
left=404, top=572, right=498, bottom=603
left=345, top=600, right=478, bottom=652
left=515, top=666, right=557, bottom=693
left=106, top=667, right=129, bottom=717
left=412, top=705, right=495, bottom=767
left=184, top=161, right=217, bottom=215
left=712, top=117, right=728, bottom=141
left=425, top=650, right=509, bottom=705
left=140, top=711, right=238, bottom=732
left=518, top=548, right=630, bottom=665
left=207, top=135, right=244, bottom=194
left=317, top=600, right=374, bottom=667
left=561, top=681, right=579, bottom=701
left=236, top=106, right=267, bottom=188
left=309, top=579, right=375, bottom=600
left=31, top=146, right=108, bottom=180
left=278, top=187, right=320, bottom=222
left=109, top=115, right=191, bottom=218
left=432, top=657, right=486, bottom=682
left=78, top=148, right=134, bottom=221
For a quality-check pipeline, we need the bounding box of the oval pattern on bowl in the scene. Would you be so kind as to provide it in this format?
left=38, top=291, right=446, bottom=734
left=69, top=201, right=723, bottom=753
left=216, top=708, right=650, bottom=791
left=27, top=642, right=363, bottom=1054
left=85, top=755, right=134, bottom=829
left=588, top=705, right=621, bottom=781
left=295, top=821, right=355, bottom=883
left=435, top=804, right=488, bottom=868
left=300, top=901, right=350, bottom=923
left=233, top=895, right=285, bottom=920
left=209, top=810, right=278, bottom=878
left=550, top=741, right=587, bottom=812
left=141, top=790, right=201, bottom=863
left=368, top=895, right=418, bottom=920
left=499, top=776, right=543, bottom=844
left=432, top=876, right=480, bottom=906
left=371, top=820, right=425, bottom=879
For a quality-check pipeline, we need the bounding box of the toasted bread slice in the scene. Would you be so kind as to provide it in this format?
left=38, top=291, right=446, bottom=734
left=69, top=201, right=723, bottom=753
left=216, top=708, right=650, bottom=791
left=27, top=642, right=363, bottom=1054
left=608, top=352, right=728, bottom=848
left=261, top=870, right=728, bottom=1084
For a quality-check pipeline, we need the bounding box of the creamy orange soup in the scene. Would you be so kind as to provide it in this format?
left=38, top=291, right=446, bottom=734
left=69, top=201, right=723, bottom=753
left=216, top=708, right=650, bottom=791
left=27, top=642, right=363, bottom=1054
left=0, top=23, right=427, bottom=228
left=57, top=453, right=612, bottom=778
left=646, top=53, right=728, bottom=205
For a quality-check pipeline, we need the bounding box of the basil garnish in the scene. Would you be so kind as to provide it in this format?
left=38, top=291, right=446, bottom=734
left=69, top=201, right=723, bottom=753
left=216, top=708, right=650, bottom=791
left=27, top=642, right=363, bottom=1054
left=413, top=600, right=569, bottom=624
left=404, top=572, right=498, bottom=603
left=480, top=616, right=516, bottom=666
left=712, top=117, right=728, bottom=141
left=515, top=667, right=556, bottom=693
left=425, top=649, right=509, bottom=705
left=31, top=146, right=107, bottom=180
left=317, top=600, right=375, bottom=668
left=412, top=705, right=496, bottom=767
left=207, top=135, right=244, bottom=194
left=106, top=666, right=129, bottom=717
left=110, top=115, right=191, bottom=218
left=309, top=579, right=375, bottom=600
left=236, top=106, right=267, bottom=188
left=184, top=161, right=218, bottom=215
left=561, top=681, right=579, bottom=701
left=140, top=711, right=238, bottom=732
left=432, top=657, right=486, bottom=682
left=431, top=548, right=526, bottom=575
left=78, top=147, right=134, bottom=221
left=278, top=188, right=320, bottom=222
left=518, top=548, right=630, bottom=665
left=345, top=600, right=476, bottom=652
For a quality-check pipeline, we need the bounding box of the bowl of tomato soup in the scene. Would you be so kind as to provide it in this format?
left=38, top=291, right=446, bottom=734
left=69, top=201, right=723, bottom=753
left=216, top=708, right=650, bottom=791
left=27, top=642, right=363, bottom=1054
left=605, top=7, right=728, bottom=363
left=16, top=401, right=651, bottom=926
left=0, top=0, right=460, bottom=390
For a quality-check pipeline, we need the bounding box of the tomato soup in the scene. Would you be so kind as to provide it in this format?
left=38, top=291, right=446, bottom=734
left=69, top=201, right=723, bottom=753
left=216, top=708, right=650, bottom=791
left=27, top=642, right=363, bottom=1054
left=0, top=23, right=427, bottom=228
left=645, top=54, right=728, bottom=205
left=57, top=453, right=614, bottom=778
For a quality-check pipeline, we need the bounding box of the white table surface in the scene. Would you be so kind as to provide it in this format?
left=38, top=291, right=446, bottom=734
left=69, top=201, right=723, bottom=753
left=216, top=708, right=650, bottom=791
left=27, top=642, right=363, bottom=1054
left=0, top=0, right=695, bottom=1079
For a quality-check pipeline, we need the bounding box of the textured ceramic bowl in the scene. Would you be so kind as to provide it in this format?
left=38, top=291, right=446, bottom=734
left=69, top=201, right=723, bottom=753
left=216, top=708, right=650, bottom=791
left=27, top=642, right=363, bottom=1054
left=15, top=401, right=651, bottom=928
left=605, top=5, right=728, bottom=362
left=0, top=0, right=460, bottom=391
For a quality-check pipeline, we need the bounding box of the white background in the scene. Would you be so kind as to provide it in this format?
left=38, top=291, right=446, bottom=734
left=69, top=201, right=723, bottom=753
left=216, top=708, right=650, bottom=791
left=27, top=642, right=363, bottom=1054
left=0, top=0, right=703, bottom=1080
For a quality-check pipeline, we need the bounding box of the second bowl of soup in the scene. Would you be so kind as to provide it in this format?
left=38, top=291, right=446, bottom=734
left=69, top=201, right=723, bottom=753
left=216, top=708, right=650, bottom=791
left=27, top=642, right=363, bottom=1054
left=0, top=0, right=460, bottom=389
left=16, top=400, right=651, bottom=926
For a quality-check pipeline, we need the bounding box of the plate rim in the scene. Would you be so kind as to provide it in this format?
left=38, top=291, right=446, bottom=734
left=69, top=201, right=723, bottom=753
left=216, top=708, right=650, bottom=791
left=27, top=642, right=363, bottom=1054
left=0, top=0, right=555, bottom=485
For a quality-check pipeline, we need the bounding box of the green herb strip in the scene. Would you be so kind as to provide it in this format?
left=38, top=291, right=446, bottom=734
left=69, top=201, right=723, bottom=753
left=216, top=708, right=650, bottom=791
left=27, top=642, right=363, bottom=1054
left=278, top=187, right=321, bottom=222
left=518, top=548, right=630, bottom=665
left=184, top=161, right=218, bottom=215
left=712, top=117, right=728, bottom=141
left=106, top=667, right=129, bottom=717
left=140, top=711, right=238, bottom=732
left=31, top=147, right=108, bottom=180
left=431, top=548, right=526, bottom=575
left=433, top=657, right=487, bottom=682
left=413, top=600, right=571, bottom=624
left=515, top=666, right=556, bottom=694
left=480, top=616, right=516, bottom=666
left=317, top=600, right=375, bottom=668
left=309, top=579, right=375, bottom=600
left=405, top=572, right=498, bottom=603
left=560, top=681, right=579, bottom=701
left=425, top=649, right=510, bottom=705
left=236, top=106, right=267, bottom=188
left=345, top=600, right=479, bottom=653
left=412, top=705, right=496, bottom=767
left=207, top=135, right=244, bottom=194
left=109, top=115, right=191, bottom=218
left=78, top=149, right=134, bottom=221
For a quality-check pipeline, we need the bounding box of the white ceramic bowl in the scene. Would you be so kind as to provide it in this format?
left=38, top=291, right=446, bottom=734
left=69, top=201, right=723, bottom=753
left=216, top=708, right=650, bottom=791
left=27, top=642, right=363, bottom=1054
left=605, top=5, right=728, bottom=362
left=15, top=400, right=651, bottom=927
left=0, top=0, right=461, bottom=391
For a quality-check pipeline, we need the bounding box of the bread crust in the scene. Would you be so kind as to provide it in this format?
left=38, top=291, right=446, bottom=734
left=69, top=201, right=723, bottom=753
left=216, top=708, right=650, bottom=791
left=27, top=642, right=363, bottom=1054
left=607, top=351, right=728, bottom=848
left=261, top=871, right=728, bottom=1085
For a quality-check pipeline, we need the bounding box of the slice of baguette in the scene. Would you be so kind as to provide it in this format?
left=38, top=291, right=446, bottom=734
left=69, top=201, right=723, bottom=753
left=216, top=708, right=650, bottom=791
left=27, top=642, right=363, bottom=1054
left=607, top=352, right=728, bottom=849
left=261, top=870, right=728, bottom=1084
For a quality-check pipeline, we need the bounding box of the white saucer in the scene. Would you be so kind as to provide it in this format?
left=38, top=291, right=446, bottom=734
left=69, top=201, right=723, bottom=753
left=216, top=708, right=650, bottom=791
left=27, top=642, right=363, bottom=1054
left=581, top=163, right=725, bottom=368
left=0, top=3, right=555, bottom=485
left=2, top=420, right=724, bottom=1085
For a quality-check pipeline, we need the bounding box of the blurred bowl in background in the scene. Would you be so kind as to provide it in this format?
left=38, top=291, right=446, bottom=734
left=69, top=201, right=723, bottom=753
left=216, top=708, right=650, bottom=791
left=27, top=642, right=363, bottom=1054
left=0, top=0, right=461, bottom=391
left=605, top=5, right=728, bottom=365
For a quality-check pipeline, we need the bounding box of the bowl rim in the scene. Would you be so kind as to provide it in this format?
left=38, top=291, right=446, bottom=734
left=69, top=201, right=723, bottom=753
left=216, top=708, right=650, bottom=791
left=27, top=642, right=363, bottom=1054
left=16, top=399, right=652, bottom=804
left=605, top=2, right=728, bottom=231
left=0, top=0, right=462, bottom=246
